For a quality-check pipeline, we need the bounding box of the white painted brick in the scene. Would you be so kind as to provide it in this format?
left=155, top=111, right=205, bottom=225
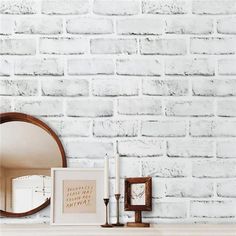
left=118, top=98, right=162, bottom=115
left=190, top=201, right=236, bottom=218
left=166, top=100, right=214, bottom=117
left=141, top=120, right=186, bottom=137
left=92, top=78, right=138, bottom=96
left=218, top=59, right=236, bottom=75
left=0, top=80, right=37, bottom=96
left=39, top=38, right=88, bottom=55
left=166, top=180, right=213, bottom=198
left=14, top=58, right=64, bottom=76
left=152, top=178, right=166, bottom=199
left=41, top=79, right=89, bottom=96
left=167, top=139, right=214, bottom=157
left=15, top=17, right=63, bottom=34
left=165, top=58, right=215, bottom=76
left=190, top=120, right=236, bottom=137
left=118, top=139, right=164, bottom=157
left=42, top=0, right=89, bottom=15
left=143, top=79, right=188, bottom=96
left=64, top=140, right=113, bottom=158
left=145, top=202, right=187, bottom=218
left=142, top=159, right=190, bottom=177
left=190, top=37, right=236, bottom=55
left=91, top=38, right=137, bottom=54
left=217, top=17, right=236, bottom=34
left=192, top=160, right=236, bottom=178
left=217, top=141, right=236, bottom=158
left=142, top=0, right=190, bottom=14
left=117, top=59, right=161, bottom=76
left=117, top=18, right=164, bottom=35
left=217, top=180, right=236, bottom=197
left=193, top=0, right=236, bottom=15
left=217, top=100, right=236, bottom=117
left=93, top=0, right=139, bottom=15
left=0, top=0, right=37, bottom=14
left=66, top=99, right=113, bottom=117
left=14, top=99, right=63, bottom=117
left=0, top=38, right=36, bottom=55
left=0, top=59, right=11, bottom=76
left=0, top=97, right=11, bottom=112
left=166, top=17, right=213, bottom=34
left=68, top=58, right=114, bottom=75
left=66, top=17, right=113, bottom=34
left=0, top=17, right=14, bottom=35
left=140, top=38, right=186, bottom=55
left=94, top=120, right=138, bottom=137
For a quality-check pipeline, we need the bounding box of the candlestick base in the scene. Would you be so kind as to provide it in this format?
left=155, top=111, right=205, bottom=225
left=112, top=223, right=125, bottom=227
left=101, top=198, right=113, bottom=228
left=112, top=194, right=124, bottom=227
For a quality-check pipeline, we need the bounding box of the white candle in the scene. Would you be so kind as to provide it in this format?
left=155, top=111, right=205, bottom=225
left=104, top=155, right=109, bottom=199
left=115, top=155, right=120, bottom=194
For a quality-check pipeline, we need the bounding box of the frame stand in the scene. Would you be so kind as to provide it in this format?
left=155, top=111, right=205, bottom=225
left=112, top=194, right=124, bottom=227
left=101, top=199, right=113, bottom=228
left=126, top=211, right=150, bottom=227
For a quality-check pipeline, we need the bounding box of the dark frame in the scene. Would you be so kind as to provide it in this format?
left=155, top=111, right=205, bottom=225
left=0, top=112, right=67, bottom=217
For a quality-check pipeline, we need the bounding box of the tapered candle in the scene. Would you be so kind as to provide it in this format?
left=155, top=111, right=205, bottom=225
left=104, top=155, right=109, bottom=199
left=115, top=155, right=120, bottom=194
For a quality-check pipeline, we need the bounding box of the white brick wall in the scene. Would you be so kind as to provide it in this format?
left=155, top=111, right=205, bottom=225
left=1, top=0, right=236, bottom=224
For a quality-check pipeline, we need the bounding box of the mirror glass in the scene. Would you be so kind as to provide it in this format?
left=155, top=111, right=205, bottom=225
left=0, top=119, right=65, bottom=215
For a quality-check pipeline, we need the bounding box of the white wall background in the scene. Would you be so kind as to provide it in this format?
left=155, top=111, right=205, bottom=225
left=0, top=0, right=236, bottom=224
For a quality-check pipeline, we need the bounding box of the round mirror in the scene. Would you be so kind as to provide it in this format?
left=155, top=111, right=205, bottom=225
left=0, top=112, right=66, bottom=217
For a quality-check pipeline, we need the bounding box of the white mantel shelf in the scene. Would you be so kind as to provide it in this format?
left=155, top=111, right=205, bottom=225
left=1, top=224, right=236, bottom=236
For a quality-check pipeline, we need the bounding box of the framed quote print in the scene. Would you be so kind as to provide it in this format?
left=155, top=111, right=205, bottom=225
left=51, top=168, right=104, bottom=225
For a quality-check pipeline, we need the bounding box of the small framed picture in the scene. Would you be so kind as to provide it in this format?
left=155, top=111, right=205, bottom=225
left=51, top=168, right=104, bottom=225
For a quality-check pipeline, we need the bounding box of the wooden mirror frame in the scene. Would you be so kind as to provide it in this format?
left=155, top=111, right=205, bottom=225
left=0, top=112, right=67, bottom=217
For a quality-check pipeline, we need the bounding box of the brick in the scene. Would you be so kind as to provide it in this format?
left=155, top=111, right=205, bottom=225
left=217, top=141, right=236, bottom=158
left=42, top=0, right=89, bottom=15
left=39, top=38, right=88, bottom=54
left=118, top=158, right=142, bottom=178
left=218, top=59, right=236, bottom=75
left=93, top=120, right=138, bottom=137
left=217, top=100, right=236, bottom=117
left=166, top=17, right=213, bottom=34
left=14, top=58, right=63, bottom=76
left=15, top=17, right=63, bottom=34
left=64, top=140, right=113, bottom=158
left=117, top=18, right=164, bottom=35
left=92, top=78, right=138, bottom=96
left=152, top=178, right=166, bottom=199
left=143, top=79, right=188, bottom=96
left=167, top=139, right=214, bottom=157
left=142, top=0, right=190, bottom=14
left=14, top=99, right=63, bottom=117
left=0, top=38, right=36, bottom=55
left=141, top=120, right=186, bottom=137
left=41, top=79, right=89, bottom=96
left=66, top=99, right=113, bottom=117
left=117, top=59, right=161, bottom=76
left=93, top=0, right=139, bottom=15
left=166, top=100, right=214, bottom=117
left=0, top=0, right=37, bottom=14
left=190, top=37, right=236, bottom=55
left=217, top=180, right=236, bottom=197
left=66, top=17, right=113, bottom=34
left=192, top=160, right=236, bottom=178
left=193, top=0, right=236, bottom=15
left=0, top=97, right=11, bottom=112
left=0, top=59, right=11, bottom=76
left=140, top=38, right=186, bottom=55
left=91, top=38, right=137, bottom=54
left=68, top=58, right=114, bottom=75
left=118, top=140, right=164, bottom=157
left=0, top=17, right=14, bottom=35
left=142, top=159, right=190, bottom=177
left=190, top=201, right=236, bottom=218
left=217, top=17, right=236, bottom=34
left=166, top=180, right=213, bottom=198
left=192, top=78, right=236, bottom=96
left=118, top=98, right=162, bottom=115
left=0, top=80, right=37, bottom=96
left=165, top=58, right=215, bottom=76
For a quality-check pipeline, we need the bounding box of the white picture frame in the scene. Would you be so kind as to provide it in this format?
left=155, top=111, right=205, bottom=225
left=50, top=168, right=104, bottom=225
